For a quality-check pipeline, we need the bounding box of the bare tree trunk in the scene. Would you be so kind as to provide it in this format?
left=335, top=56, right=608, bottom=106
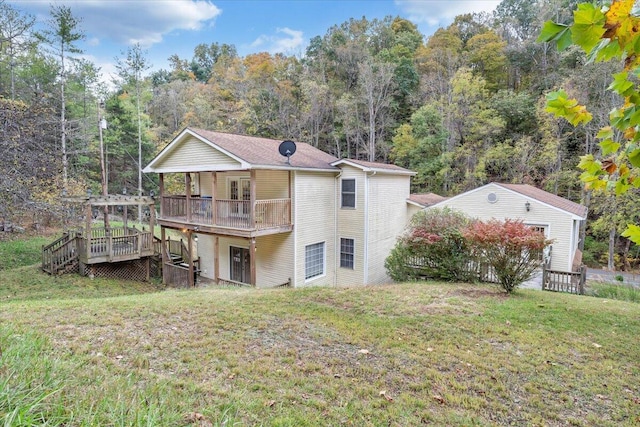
left=623, top=238, right=631, bottom=271
left=61, top=58, right=68, bottom=191
left=608, top=227, right=616, bottom=270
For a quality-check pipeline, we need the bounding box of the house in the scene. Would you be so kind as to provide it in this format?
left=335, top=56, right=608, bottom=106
left=142, top=127, right=415, bottom=288
left=424, top=183, right=588, bottom=272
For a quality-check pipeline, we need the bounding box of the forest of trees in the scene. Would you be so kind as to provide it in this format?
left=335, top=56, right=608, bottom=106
left=0, top=0, right=637, bottom=269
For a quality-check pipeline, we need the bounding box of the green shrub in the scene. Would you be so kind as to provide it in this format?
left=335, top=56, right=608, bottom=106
left=582, top=236, right=607, bottom=268
left=589, top=282, right=640, bottom=303
left=385, top=208, right=474, bottom=282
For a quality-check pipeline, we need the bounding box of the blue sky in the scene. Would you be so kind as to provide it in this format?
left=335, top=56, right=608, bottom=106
left=9, top=0, right=500, bottom=82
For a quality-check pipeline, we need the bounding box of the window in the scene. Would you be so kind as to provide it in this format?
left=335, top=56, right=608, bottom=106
left=341, top=179, right=356, bottom=208
left=305, top=242, right=325, bottom=280
left=340, top=238, right=355, bottom=269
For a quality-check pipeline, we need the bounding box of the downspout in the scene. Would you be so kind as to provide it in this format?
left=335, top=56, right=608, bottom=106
left=363, top=170, right=376, bottom=285
left=334, top=169, right=342, bottom=287
left=292, top=170, right=297, bottom=287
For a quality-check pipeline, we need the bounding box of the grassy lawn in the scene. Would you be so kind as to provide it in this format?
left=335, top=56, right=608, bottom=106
left=1, top=237, right=639, bottom=426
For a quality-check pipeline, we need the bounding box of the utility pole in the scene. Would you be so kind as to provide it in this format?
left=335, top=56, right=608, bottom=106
left=98, top=100, right=109, bottom=229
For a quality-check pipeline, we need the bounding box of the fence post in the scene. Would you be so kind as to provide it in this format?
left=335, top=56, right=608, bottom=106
left=542, top=263, right=547, bottom=291
left=579, top=265, right=587, bottom=295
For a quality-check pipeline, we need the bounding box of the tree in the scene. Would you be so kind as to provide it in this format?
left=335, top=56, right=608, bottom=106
left=464, top=219, right=551, bottom=293
left=464, top=30, right=508, bottom=92
left=358, top=59, right=396, bottom=161
left=539, top=0, right=640, bottom=244
left=0, top=1, right=35, bottom=100
left=37, top=4, right=84, bottom=192
left=116, top=43, right=151, bottom=220
left=390, top=104, right=448, bottom=192
left=445, top=67, right=506, bottom=191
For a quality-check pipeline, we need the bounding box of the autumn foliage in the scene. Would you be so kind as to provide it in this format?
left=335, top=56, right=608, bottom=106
left=386, top=210, right=552, bottom=293
left=463, top=219, right=552, bottom=293
left=539, top=0, right=640, bottom=244
left=385, top=208, right=473, bottom=282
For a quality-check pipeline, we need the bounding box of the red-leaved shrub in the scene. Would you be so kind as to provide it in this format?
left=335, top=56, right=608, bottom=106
left=463, top=219, right=552, bottom=293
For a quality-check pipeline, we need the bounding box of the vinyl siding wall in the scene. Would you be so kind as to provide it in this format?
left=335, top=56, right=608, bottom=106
left=407, top=204, right=422, bottom=222
left=196, top=233, right=215, bottom=280
left=198, top=170, right=289, bottom=199
left=435, top=184, right=577, bottom=272
left=366, top=174, right=412, bottom=284
left=197, top=230, right=293, bottom=288
left=293, top=171, right=337, bottom=287
left=155, top=136, right=240, bottom=170
left=336, top=166, right=366, bottom=286
left=255, top=233, right=294, bottom=287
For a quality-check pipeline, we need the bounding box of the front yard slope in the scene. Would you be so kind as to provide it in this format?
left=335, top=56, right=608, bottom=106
left=1, top=283, right=639, bottom=426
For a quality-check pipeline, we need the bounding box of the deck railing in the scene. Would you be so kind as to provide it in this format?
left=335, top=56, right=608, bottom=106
left=161, top=196, right=291, bottom=230
left=78, top=227, right=154, bottom=262
left=42, top=231, right=80, bottom=274
left=164, top=262, right=191, bottom=287
left=542, top=264, right=586, bottom=295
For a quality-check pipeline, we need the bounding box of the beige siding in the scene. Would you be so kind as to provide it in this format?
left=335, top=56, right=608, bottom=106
left=155, top=136, right=240, bottom=170
left=366, top=174, right=412, bottom=284
left=197, top=233, right=293, bottom=288
left=255, top=233, right=295, bottom=287
left=436, top=184, right=575, bottom=271
left=197, top=234, right=216, bottom=279
left=293, top=171, right=337, bottom=287
left=256, top=170, right=290, bottom=199
left=198, top=170, right=289, bottom=200
left=407, top=203, right=422, bottom=222
left=336, top=166, right=366, bottom=286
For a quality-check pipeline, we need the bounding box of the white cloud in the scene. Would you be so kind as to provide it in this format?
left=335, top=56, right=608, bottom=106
left=16, top=0, right=221, bottom=48
left=248, top=27, right=305, bottom=55
left=82, top=0, right=221, bottom=47
left=395, top=0, right=500, bottom=29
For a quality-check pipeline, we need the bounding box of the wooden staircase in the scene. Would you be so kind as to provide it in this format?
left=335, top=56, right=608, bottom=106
left=42, top=231, right=80, bottom=275
left=162, top=237, right=200, bottom=287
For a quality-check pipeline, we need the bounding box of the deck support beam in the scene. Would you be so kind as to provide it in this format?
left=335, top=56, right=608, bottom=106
left=212, top=172, right=217, bottom=225
left=250, top=169, right=256, bottom=228
left=214, top=235, right=219, bottom=284
left=185, top=173, right=192, bottom=223
left=250, top=237, right=256, bottom=287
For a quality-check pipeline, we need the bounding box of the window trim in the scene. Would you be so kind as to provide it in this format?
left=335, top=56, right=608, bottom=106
left=340, top=237, right=355, bottom=269
left=341, top=178, right=356, bottom=209
left=305, top=241, right=326, bottom=282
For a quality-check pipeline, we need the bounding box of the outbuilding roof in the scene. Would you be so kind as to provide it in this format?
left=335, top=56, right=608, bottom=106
left=495, top=183, right=588, bottom=218
left=407, top=193, right=448, bottom=207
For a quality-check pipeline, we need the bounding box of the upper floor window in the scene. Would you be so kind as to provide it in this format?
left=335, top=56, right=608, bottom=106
left=341, top=179, right=356, bottom=208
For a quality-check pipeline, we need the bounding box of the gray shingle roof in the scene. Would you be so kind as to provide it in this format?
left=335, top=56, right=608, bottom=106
left=496, top=183, right=588, bottom=218
left=408, top=193, right=448, bottom=207
left=190, top=128, right=340, bottom=170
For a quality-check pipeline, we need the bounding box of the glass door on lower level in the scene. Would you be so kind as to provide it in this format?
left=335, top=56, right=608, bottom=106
left=230, top=246, right=251, bottom=284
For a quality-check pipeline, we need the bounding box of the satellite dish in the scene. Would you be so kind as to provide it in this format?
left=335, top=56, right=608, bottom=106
left=279, top=140, right=297, bottom=165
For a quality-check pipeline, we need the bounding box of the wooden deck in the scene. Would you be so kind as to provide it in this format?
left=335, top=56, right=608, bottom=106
left=77, top=227, right=155, bottom=264
left=43, top=227, right=156, bottom=275
left=160, top=196, right=292, bottom=235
